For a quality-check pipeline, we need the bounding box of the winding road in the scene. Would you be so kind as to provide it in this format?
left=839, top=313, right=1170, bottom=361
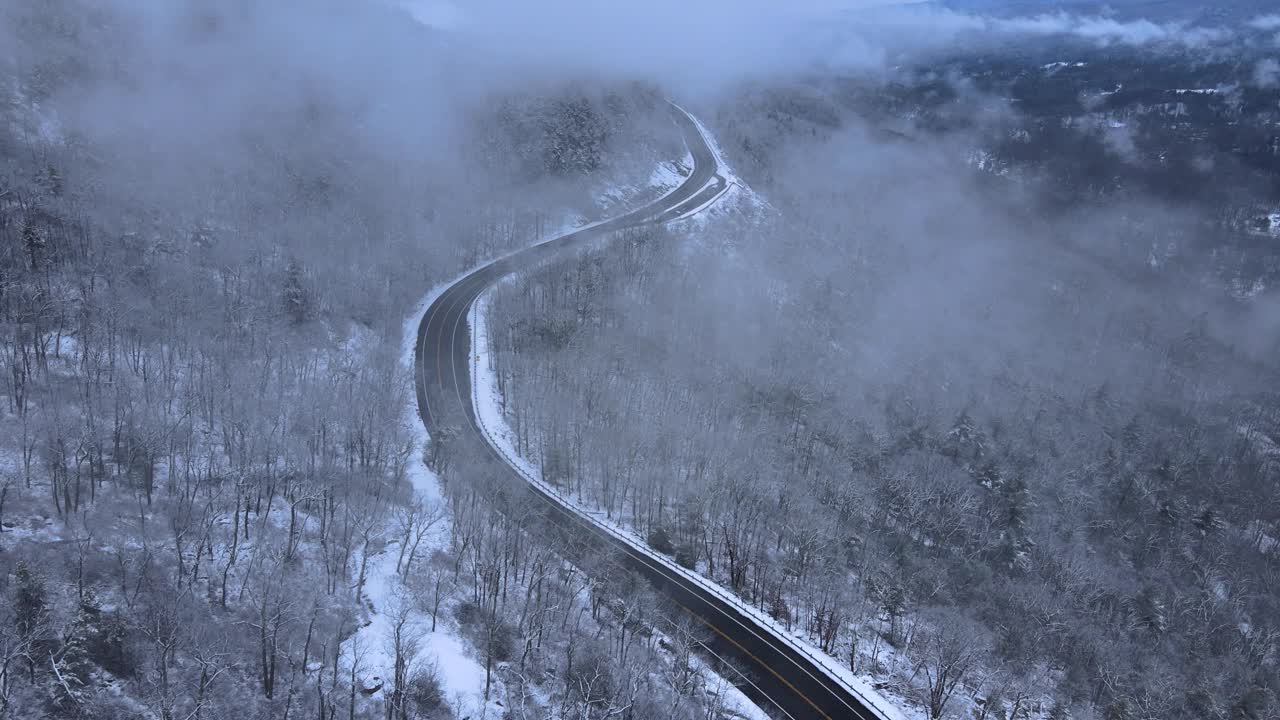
left=414, top=105, right=890, bottom=720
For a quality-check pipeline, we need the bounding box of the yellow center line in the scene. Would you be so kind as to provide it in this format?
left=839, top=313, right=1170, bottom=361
left=670, top=595, right=833, bottom=720
left=419, top=104, right=857, bottom=720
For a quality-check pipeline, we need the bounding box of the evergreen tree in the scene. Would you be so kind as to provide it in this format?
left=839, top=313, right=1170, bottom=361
left=1232, top=684, right=1274, bottom=720
left=22, top=220, right=45, bottom=272
left=14, top=561, right=52, bottom=682
left=998, top=473, right=1032, bottom=569
left=50, top=601, right=95, bottom=712
left=42, top=163, right=63, bottom=197
left=70, top=589, right=117, bottom=674
left=282, top=259, right=311, bottom=324
left=15, top=561, right=47, bottom=642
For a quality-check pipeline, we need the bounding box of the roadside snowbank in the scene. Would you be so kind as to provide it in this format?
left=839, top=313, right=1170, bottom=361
left=377, top=141, right=708, bottom=715
left=673, top=104, right=772, bottom=217
left=471, top=292, right=776, bottom=720
left=464, top=112, right=909, bottom=720
left=596, top=155, right=691, bottom=214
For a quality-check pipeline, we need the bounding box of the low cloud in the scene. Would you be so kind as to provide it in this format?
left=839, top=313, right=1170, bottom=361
left=406, top=0, right=900, bottom=91
left=1248, top=14, right=1280, bottom=31
left=841, top=7, right=1233, bottom=59
left=389, top=1, right=1240, bottom=89
left=992, top=13, right=1228, bottom=46
left=1254, top=58, right=1280, bottom=88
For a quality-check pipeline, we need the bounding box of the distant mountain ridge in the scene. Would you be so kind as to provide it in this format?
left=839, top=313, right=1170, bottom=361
left=939, top=0, right=1278, bottom=24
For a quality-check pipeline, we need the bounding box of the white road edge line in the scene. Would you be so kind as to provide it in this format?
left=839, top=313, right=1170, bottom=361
left=466, top=293, right=798, bottom=720
left=469, top=284, right=892, bottom=720
left=417, top=103, right=902, bottom=720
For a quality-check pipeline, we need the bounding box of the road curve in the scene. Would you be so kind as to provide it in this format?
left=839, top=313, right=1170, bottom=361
left=414, top=105, right=888, bottom=720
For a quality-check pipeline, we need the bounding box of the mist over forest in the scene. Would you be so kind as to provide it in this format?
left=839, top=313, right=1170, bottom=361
left=2, top=1, right=1278, bottom=719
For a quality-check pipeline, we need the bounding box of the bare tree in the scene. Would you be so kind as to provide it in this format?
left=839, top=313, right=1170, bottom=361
left=911, top=609, right=991, bottom=720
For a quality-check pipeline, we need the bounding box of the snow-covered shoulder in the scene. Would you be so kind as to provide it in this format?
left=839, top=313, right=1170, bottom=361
left=673, top=103, right=770, bottom=215
left=470, top=289, right=908, bottom=720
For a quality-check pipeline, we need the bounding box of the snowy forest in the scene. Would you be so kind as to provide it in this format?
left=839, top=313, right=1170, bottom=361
left=488, top=100, right=1280, bottom=717
left=0, top=1, right=729, bottom=717
left=3, top=0, right=1280, bottom=719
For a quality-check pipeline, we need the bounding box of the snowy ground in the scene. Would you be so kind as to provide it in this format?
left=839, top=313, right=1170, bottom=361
left=328, top=275, right=526, bottom=717
left=674, top=105, right=773, bottom=223
left=1249, top=211, right=1280, bottom=238
left=596, top=155, right=692, bottom=215
left=340, top=459, right=499, bottom=718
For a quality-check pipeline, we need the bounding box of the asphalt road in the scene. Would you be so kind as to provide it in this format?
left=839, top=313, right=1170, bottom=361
left=414, top=105, right=887, bottom=720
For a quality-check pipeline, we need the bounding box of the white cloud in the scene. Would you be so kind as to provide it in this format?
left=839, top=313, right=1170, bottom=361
left=402, top=0, right=907, bottom=91
left=867, top=8, right=1230, bottom=49
left=396, top=0, right=462, bottom=30
left=1253, top=58, right=1280, bottom=88
left=1248, top=14, right=1280, bottom=31
left=378, top=1, right=1249, bottom=90
left=1016, top=14, right=1228, bottom=46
